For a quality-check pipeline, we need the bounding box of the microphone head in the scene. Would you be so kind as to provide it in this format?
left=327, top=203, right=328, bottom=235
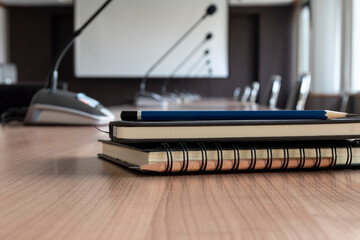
left=204, top=49, right=210, bottom=55
left=205, top=33, right=213, bottom=40
left=206, top=4, right=217, bottom=16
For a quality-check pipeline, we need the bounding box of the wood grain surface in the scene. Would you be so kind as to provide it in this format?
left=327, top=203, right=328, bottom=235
left=1, top=108, right=360, bottom=239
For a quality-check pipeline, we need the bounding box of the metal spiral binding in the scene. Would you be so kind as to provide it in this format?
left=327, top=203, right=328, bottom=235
left=197, top=142, right=208, bottom=171
left=348, top=143, right=353, bottom=167
left=314, top=147, right=322, bottom=168
left=214, top=143, right=224, bottom=171
left=345, top=143, right=353, bottom=167
left=282, top=147, right=290, bottom=169
left=232, top=144, right=241, bottom=171
left=178, top=142, right=189, bottom=172
left=264, top=147, right=273, bottom=170
left=161, top=143, right=173, bottom=172
left=248, top=147, right=257, bottom=171
left=330, top=146, right=337, bottom=168
left=298, top=147, right=306, bottom=169
left=157, top=141, right=353, bottom=173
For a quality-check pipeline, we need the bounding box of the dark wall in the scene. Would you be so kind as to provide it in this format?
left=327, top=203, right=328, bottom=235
left=228, top=7, right=293, bottom=106
left=8, top=5, right=294, bottom=107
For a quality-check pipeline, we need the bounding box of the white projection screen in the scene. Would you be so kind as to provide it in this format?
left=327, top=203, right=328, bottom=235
left=74, top=0, right=228, bottom=78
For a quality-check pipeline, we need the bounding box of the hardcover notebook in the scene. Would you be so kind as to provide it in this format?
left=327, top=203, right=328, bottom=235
left=109, top=118, right=360, bottom=142
left=98, top=140, right=360, bottom=173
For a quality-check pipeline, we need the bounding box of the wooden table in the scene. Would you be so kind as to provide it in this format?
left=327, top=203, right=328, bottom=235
left=1, top=101, right=360, bottom=239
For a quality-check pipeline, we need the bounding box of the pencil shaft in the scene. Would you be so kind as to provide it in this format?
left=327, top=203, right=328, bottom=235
left=120, top=110, right=348, bottom=121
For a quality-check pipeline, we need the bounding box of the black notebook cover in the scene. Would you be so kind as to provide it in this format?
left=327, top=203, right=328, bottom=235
left=109, top=118, right=360, bottom=143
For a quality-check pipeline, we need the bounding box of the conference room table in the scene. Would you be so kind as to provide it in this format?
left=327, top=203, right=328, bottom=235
left=1, top=98, right=360, bottom=239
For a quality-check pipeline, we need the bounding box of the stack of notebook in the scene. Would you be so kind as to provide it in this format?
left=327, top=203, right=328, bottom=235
left=98, top=110, right=360, bottom=173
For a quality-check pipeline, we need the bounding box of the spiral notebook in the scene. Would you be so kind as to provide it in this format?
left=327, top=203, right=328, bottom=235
left=98, top=140, right=360, bottom=173
left=109, top=118, right=360, bottom=143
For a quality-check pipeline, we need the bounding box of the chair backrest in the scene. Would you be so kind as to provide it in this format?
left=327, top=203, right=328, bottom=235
left=249, top=81, right=260, bottom=103
left=263, top=75, right=282, bottom=109
left=240, top=86, right=251, bottom=102
left=339, top=92, right=349, bottom=112
left=233, top=87, right=241, bottom=101
left=286, top=73, right=311, bottom=110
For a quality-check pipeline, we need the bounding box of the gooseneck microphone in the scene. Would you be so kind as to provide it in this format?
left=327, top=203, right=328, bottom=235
left=186, top=49, right=210, bottom=77
left=24, top=0, right=115, bottom=125
left=207, top=68, right=213, bottom=77
left=136, top=4, right=217, bottom=106
left=177, top=51, right=210, bottom=102
left=194, top=59, right=211, bottom=77
left=161, top=33, right=213, bottom=94
left=46, top=0, right=113, bottom=93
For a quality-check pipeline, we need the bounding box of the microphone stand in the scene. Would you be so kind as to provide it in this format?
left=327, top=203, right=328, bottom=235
left=45, top=0, right=113, bottom=92
left=172, top=49, right=209, bottom=102
left=135, top=4, right=217, bottom=106
left=194, top=59, right=211, bottom=77
left=207, top=68, right=213, bottom=78
left=161, top=33, right=213, bottom=98
left=24, top=0, right=115, bottom=125
left=182, top=59, right=211, bottom=102
left=186, top=50, right=209, bottom=78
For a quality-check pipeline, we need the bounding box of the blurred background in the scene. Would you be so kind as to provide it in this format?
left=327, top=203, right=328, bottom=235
left=0, top=0, right=359, bottom=112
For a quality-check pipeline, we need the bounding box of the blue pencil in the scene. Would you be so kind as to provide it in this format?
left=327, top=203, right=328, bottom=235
left=120, top=110, right=356, bottom=121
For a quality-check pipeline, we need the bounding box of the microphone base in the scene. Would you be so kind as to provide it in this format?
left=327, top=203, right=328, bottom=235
left=179, top=92, right=202, bottom=102
left=160, top=92, right=182, bottom=104
left=134, top=91, right=169, bottom=107
left=24, top=89, right=115, bottom=125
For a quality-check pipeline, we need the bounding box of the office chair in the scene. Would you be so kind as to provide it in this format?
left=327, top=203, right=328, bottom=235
left=240, top=86, right=252, bottom=102
left=339, top=91, right=349, bottom=112
left=263, top=75, right=282, bottom=109
left=233, top=87, right=241, bottom=101
left=249, top=82, right=260, bottom=104
left=286, top=73, right=311, bottom=110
